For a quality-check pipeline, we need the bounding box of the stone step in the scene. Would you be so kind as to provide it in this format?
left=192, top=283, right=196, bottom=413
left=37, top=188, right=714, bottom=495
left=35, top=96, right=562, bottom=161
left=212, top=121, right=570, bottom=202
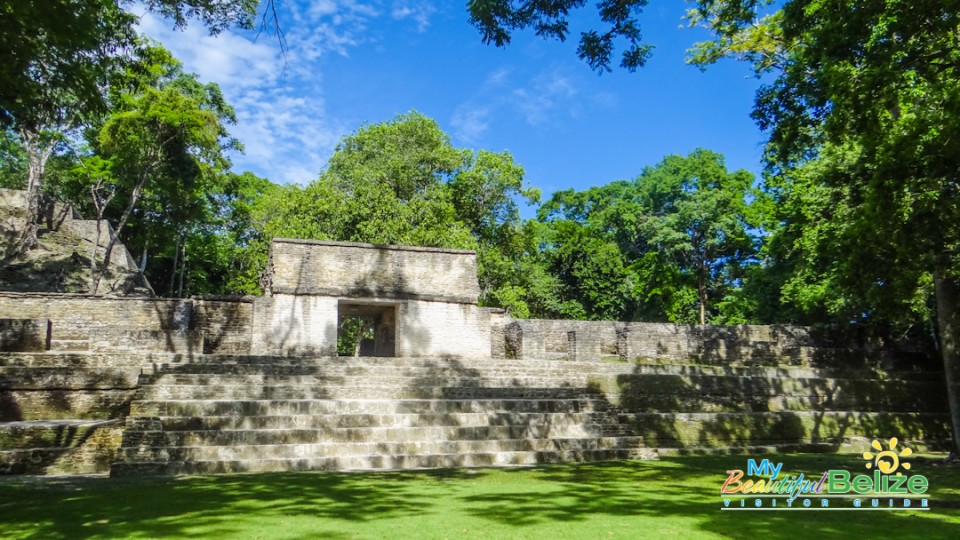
left=145, top=373, right=597, bottom=388
left=0, top=367, right=141, bottom=390
left=141, top=356, right=943, bottom=381
left=119, top=436, right=647, bottom=461
left=654, top=442, right=839, bottom=456
left=121, top=422, right=605, bottom=443
left=0, top=420, right=119, bottom=451
left=127, top=411, right=600, bottom=430
left=0, top=420, right=122, bottom=475
left=598, top=374, right=942, bottom=402
left=111, top=448, right=655, bottom=476
left=0, top=389, right=135, bottom=421
left=130, top=398, right=602, bottom=417
left=138, top=371, right=941, bottom=400
left=121, top=423, right=624, bottom=447
left=48, top=339, right=89, bottom=352
left=613, top=392, right=947, bottom=414
left=137, top=385, right=595, bottom=400
left=625, top=411, right=952, bottom=447
left=0, top=352, right=145, bottom=369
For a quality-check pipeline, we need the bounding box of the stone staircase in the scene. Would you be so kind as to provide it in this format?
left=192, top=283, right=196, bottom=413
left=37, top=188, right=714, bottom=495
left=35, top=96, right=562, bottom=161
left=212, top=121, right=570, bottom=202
left=2, top=352, right=949, bottom=477
left=110, top=356, right=651, bottom=476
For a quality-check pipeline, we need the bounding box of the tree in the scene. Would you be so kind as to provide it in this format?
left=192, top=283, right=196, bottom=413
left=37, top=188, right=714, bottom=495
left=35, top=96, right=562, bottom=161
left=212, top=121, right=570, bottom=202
left=77, top=46, right=239, bottom=294
left=539, top=150, right=761, bottom=324
left=247, top=112, right=540, bottom=308
left=687, top=0, right=960, bottom=455
left=467, top=0, right=652, bottom=72
left=0, top=0, right=256, bottom=260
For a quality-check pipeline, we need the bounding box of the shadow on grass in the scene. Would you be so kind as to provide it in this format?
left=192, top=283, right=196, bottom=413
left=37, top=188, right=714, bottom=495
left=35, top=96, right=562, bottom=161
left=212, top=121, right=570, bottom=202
left=0, top=456, right=958, bottom=539
left=459, top=455, right=960, bottom=538
left=0, top=469, right=463, bottom=539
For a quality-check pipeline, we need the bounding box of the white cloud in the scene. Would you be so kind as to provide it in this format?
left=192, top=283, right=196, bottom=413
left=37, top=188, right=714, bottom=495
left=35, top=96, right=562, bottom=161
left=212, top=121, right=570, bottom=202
left=449, top=66, right=583, bottom=144
left=512, top=72, right=578, bottom=125
left=451, top=106, right=491, bottom=144
left=391, top=1, right=436, bottom=32
left=136, top=12, right=336, bottom=183
left=137, top=12, right=280, bottom=89
left=134, top=1, right=435, bottom=185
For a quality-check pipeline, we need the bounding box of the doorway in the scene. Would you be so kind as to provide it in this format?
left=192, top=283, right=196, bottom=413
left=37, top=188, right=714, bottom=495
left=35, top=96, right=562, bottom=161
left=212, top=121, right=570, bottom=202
left=337, top=302, right=397, bottom=357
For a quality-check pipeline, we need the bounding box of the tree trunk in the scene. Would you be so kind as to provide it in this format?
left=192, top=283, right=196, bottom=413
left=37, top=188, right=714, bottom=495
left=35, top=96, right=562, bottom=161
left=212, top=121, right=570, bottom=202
left=3, top=130, right=53, bottom=263
left=934, top=273, right=960, bottom=456
left=168, top=234, right=182, bottom=296
left=177, top=242, right=186, bottom=298
left=91, top=171, right=149, bottom=295
left=698, top=282, right=708, bottom=325
left=90, top=205, right=103, bottom=293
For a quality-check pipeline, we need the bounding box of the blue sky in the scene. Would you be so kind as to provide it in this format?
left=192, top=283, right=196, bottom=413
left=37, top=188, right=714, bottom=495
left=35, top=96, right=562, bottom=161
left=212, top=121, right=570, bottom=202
left=137, top=1, right=766, bottom=212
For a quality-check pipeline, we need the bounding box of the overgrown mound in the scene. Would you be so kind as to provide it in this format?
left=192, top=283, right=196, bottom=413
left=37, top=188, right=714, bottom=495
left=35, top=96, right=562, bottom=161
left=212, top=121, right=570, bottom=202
left=0, top=189, right=152, bottom=296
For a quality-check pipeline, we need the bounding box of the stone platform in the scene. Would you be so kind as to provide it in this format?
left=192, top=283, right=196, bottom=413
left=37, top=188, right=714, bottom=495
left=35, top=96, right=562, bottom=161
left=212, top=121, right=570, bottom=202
left=2, top=352, right=947, bottom=476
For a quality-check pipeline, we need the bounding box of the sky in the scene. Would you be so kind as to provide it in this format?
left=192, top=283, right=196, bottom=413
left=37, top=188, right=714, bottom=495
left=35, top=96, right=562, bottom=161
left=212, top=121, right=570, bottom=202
left=136, top=1, right=767, bottom=214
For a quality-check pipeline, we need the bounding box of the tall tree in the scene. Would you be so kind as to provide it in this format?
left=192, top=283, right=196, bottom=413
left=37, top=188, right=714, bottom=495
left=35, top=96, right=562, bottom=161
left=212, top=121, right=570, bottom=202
left=636, top=150, right=758, bottom=324
left=539, top=149, right=761, bottom=324
left=247, top=112, right=540, bottom=307
left=77, top=46, right=239, bottom=294
left=689, top=0, right=960, bottom=455
left=0, top=0, right=256, bottom=260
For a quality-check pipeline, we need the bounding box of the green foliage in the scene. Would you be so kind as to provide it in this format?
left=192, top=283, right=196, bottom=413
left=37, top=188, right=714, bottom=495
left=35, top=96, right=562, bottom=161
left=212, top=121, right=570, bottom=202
left=0, top=0, right=136, bottom=130
left=66, top=44, right=242, bottom=295
left=0, top=130, right=25, bottom=189
left=143, top=0, right=257, bottom=33
left=536, top=149, right=763, bottom=324
left=0, top=0, right=256, bottom=131
left=468, top=0, right=653, bottom=72
left=246, top=112, right=540, bottom=305
left=689, top=1, right=959, bottom=335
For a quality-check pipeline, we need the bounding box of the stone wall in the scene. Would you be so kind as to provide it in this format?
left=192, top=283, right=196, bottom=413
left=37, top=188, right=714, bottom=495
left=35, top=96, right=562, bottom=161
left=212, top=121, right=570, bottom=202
left=267, top=239, right=481, bottom=303
left=491, top=317, right=929, bottom=369
left=0, top=319, right=49, bottom=352
left=0, top=189, right=28, bottom=255
left=0, top=352, right=145, bottom=421
left=0, top=293, right=253, bottom=355
left=251, top=295, right=338, bottom=356
left=395, top=301, right=492, bottom=359
left=0, top=188, right=145, bottom=292
left=249, top=239, right=492, bottom=359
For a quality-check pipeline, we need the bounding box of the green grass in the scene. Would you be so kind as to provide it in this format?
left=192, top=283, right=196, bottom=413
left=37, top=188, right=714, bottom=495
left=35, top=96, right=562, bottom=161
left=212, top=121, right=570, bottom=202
left=1, top=453, right=958, bottom=539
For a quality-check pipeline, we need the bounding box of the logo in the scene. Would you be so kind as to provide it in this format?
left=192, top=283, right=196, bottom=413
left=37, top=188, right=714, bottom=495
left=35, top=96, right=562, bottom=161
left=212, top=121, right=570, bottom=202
left=719, top=438, right=929, bottom=511
left=863, top=437, right=911, bottom=474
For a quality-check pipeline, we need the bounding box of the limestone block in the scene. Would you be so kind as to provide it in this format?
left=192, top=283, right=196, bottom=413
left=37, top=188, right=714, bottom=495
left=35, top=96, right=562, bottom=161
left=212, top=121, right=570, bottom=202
left=395, top=301, right=491, bottom=359
left=251, top=295, right=338, bottom=356
left=267, top=239, right=481, bottom=303
left=0, top=319, right=49, bottom=352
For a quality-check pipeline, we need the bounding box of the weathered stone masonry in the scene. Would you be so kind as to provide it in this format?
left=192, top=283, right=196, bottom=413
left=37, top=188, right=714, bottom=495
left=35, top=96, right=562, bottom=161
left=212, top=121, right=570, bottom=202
left=0, top=238, right=951, bottom=476
left=252, top=239, right=491, bottom=358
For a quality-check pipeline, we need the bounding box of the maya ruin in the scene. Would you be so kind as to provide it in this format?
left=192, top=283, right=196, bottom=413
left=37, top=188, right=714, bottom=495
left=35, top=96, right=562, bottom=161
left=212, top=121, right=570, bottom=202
left=0, top=193, right=950, bottom=476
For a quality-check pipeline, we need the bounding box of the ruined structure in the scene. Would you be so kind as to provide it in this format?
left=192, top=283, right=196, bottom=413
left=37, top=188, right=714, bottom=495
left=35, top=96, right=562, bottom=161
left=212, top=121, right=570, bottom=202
left=0, top=235, right=952, bottom=476
left=254, top=239, right=491, bottom=358
left=0, top=189, right=151, bottom=296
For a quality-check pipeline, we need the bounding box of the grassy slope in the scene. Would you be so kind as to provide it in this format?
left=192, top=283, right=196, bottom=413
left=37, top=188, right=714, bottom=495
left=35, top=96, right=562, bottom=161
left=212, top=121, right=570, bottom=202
left=0, top=454, right=957, bottom=539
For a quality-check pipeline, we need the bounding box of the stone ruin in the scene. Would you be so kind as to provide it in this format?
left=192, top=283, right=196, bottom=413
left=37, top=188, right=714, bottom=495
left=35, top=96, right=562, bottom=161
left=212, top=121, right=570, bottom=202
left=0, top=237, right=952, bottom=476
left=254, top=239, right=491, bottom=358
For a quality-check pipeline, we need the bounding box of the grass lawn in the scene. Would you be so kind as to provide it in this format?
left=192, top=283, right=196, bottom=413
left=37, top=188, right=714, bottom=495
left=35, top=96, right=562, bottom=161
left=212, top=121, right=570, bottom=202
left=1, top=453, right=958, bottom=539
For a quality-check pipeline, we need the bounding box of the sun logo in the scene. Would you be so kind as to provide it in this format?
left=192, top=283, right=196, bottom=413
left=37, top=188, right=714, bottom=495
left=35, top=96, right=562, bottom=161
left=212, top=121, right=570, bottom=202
left=863, top=437, right=912, bottom=475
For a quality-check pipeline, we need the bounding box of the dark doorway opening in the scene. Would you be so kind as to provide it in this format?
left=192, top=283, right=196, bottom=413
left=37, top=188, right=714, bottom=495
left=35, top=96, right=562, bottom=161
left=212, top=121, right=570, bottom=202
left=337, top=302, right=397, bottom=357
